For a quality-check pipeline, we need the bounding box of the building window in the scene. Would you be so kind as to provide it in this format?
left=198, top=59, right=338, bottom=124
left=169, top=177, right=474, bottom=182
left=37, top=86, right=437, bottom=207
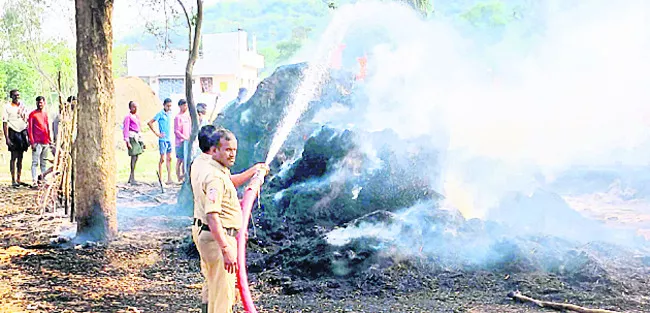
left=200, top=77, right=213, bottom=93
left=158, top=78, right=184, bottom=101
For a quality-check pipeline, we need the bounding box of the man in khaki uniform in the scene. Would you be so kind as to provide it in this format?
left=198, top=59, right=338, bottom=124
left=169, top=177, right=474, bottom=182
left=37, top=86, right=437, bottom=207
left=191, top=125, right=269, bottom=313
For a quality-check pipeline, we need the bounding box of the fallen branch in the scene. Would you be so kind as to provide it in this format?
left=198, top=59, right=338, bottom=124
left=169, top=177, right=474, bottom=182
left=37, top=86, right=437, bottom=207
left=21, top=243, right=56, bottom=250
left=156, top=171, right=164, bottom=194
left=507, top=291, right=621, bottom=313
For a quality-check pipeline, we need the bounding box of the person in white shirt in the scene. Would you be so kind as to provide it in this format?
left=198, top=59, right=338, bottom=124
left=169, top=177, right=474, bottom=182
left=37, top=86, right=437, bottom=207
left=2, top=89, right=29, bottom=187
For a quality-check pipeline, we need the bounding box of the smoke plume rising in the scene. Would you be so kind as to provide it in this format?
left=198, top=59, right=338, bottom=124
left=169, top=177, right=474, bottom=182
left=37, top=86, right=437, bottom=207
left=288, top=0, right=650, bottom=255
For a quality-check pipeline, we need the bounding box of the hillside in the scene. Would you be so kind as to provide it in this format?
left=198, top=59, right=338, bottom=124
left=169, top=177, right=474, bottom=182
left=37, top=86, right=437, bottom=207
left=118, top=0, right=541, bottom=74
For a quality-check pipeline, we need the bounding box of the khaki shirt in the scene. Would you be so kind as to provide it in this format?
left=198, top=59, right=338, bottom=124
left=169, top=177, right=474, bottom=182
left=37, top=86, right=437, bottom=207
left=191, top=153, right=242, bottom=230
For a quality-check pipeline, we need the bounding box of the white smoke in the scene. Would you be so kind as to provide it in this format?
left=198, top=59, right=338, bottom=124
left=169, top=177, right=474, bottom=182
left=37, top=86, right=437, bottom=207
left=309, top=0, right=650, bottom=222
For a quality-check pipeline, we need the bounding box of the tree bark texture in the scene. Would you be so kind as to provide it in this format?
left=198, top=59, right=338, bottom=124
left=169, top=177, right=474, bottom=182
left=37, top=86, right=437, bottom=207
left=182, top=0, right=203, bottom=176
left=74, top=0, right=117, bottom=241
left=186, top=0, right=203, bottom=139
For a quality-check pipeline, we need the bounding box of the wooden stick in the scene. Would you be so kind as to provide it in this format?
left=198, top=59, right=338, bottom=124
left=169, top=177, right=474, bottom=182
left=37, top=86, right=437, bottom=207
left=156, top=170, right=164, bottom=193
left=208, top=94, right=219, bottom=124
left=70, top=156, right=75, bottom=223
left=37, top=98, right=75, bottom=215
left=507, top=291, right=621, bottom=313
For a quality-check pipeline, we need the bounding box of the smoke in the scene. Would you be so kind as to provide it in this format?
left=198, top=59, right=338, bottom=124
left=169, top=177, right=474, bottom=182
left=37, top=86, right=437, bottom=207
left=298, top=0, right=650, bottom=252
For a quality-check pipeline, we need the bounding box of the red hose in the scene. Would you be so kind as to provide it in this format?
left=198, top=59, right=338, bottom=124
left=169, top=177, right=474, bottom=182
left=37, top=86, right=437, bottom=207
left=236, top=179, right=262, bottom=313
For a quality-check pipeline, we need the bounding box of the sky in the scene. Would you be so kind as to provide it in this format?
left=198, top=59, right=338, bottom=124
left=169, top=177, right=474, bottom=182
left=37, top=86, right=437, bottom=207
left=0, top=0, right=223, bottom=43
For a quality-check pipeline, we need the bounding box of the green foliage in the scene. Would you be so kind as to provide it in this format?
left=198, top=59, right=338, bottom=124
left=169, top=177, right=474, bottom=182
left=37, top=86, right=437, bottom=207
left=0, top=67, right=6, bottom=94
left=400, top=0, right=432, bottom=15
left=0, top=59, right=40, bottom=102
left=0, top=1, right=41, bottom=58
left=461, top=1, right=512, bottom=28
left=0, top=0, right=77, bottom=105
left=38, top=41, right=76, bottom=96
left=113, top=44, right=132, bottom=78
left=191, top=0, right=425, bottom=71
left=128, top=0, right=527, bottom=75
left=126, top=0, right=334, bottom=71
left=276, top=40, right=303, bottom=62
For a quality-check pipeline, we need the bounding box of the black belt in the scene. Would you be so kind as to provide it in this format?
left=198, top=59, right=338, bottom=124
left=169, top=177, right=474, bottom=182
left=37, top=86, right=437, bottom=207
left=193, top=218, right=238, bottom=237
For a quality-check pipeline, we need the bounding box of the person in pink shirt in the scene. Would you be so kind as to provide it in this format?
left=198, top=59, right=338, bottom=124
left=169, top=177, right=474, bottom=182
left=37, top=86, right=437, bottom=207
left=123, top=101, right=144, bottom=185
left=174, top=99, right=191, bottom=182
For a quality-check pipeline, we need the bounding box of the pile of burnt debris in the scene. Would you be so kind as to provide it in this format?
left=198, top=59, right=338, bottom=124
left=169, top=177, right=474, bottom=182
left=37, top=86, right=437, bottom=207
left=178, top=64, right=650, bottom=308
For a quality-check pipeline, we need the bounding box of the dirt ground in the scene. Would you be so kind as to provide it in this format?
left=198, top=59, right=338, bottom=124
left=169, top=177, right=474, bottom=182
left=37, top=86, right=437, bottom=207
left=1, top=182, right=648, bottom=312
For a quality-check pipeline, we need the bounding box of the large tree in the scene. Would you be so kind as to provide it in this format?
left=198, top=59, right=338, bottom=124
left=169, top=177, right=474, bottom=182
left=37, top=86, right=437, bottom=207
left=177, top=0, right=203, bottom=173
left=74, top=0, right=117, bottom=241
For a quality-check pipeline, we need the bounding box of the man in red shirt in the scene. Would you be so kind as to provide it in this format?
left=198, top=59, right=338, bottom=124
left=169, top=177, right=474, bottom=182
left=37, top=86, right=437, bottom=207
left=27, top=96, right=51, bottom=187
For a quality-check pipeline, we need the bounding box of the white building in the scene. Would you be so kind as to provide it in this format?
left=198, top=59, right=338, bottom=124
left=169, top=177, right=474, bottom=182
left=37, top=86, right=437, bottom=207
left=127, top=30, right=264, bottom=106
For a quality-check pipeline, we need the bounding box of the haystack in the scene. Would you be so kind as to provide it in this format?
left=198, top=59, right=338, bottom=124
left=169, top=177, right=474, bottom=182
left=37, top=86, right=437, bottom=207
left=114, top=77, right=162, bottom=123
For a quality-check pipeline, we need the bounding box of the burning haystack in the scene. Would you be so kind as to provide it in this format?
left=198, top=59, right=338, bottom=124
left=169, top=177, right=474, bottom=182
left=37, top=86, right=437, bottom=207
left=205, top=62, right=650, bottom=310
left=188, top=3, right=650, bottom=310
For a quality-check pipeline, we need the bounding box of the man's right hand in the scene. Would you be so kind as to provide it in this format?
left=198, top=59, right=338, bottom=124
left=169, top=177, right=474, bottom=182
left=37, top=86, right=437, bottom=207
left=221, top=243, right=237, bottom=274
left=157, top=132, right=165, bottom=139
left=5, top=139, right=11, bottom=147
left=253, top=163, right=270, bottom=177
left=126, top=141, right=132, bottom=150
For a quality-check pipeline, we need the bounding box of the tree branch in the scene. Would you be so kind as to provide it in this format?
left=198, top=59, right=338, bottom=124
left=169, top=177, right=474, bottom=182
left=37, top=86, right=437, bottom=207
left=24, top=45, right=62, bottom=96
left=508, top=291, right=621, bottom=313
left=181, top=0, right=203, bottom=178
left=22, top=23, right=65, bottom=99
left=186, top=0, right=202, bottom=134
left=176, top=0, right=193, bottom=49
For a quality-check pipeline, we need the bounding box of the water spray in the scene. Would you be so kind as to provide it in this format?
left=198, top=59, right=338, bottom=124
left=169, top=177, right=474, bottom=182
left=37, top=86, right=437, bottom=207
left=264, top=7, right=354, bottom=165
left=237, top=4, right=370, bottom=311
left=236, top=22, right=350, bottom=311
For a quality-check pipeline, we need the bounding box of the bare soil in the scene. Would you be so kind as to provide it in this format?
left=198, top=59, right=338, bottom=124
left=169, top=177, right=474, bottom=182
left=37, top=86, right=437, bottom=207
left=1, top=183, right=649, bottom=313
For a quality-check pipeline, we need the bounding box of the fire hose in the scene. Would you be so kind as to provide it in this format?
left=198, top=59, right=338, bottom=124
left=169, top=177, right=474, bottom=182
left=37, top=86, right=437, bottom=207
left=236, top=170, right=265, bottom=313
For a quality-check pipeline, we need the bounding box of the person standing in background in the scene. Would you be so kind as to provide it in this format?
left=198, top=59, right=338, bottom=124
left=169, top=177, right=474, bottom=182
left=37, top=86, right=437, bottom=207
left=27, top=96, right=51, bottom=187
left=190, top=103, right=209, bottom=161
left=2, top=89, right=29, bottom=188
left=148, top=98, right=174, bottom=185
left=197, top=103, right=209, bottom=128
left=174, top=99, right=191, bottom=182
left=123, top=101, right=144, bottom=185
left=52, top=96, right=76, bottom=146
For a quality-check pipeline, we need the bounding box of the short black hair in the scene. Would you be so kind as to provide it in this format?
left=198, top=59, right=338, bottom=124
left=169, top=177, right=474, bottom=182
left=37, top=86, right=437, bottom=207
left=128, top=101, right=136, bottom=109
left=9, top=89, right=19, bottom=98
left=198, top=125, right=234, bottom=152
left=163, top=98, right=172, bottom=104
left=36, top=96, right=45, bottom=102
left=178, top=99, right=187, bottom=106
left=196, top=103, right=207, bottom=114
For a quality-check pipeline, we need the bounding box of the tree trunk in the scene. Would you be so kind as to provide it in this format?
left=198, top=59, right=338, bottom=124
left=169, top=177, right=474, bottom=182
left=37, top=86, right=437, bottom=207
left=183, top=0, right=203, bottom=176
left=74, top=0, right=117, bottom=241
